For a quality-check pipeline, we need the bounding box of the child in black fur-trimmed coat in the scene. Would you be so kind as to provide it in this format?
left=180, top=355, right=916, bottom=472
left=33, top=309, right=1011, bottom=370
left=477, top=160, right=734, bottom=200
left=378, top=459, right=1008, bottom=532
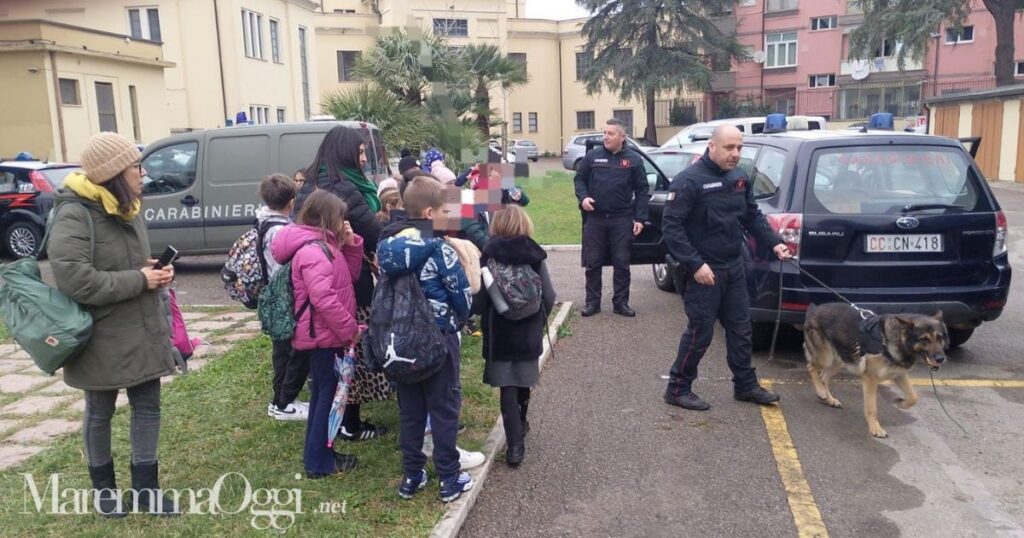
left=473, top=205, right=556, bottom=467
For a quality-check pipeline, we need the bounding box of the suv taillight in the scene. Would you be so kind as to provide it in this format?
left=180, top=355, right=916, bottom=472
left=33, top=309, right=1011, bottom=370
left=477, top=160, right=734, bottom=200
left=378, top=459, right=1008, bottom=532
left=767, top=213, right=802, bottom=258
left=994, top=210, right=1008, bottom=256
left=28, top=171, right=53, bottom=193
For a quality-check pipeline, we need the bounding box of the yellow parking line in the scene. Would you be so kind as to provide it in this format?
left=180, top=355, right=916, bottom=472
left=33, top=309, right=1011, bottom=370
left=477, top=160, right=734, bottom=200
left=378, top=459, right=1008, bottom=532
left=760, top=381, right=830, bottom=538
left=764, top=378, right=1024, bottom=389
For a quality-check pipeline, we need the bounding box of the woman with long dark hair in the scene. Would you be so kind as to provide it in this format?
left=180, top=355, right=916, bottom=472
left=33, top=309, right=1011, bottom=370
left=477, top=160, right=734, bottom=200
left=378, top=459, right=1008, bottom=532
left=297, top=125, right=392, bottom=441
left=48, top=132, right=182, bottom=517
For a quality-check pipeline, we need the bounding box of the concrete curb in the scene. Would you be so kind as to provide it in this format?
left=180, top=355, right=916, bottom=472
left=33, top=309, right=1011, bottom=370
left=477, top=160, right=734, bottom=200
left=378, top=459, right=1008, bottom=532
left=429, top=301, right=575, bottom=538
left=540, top=244, right=582, bottom=252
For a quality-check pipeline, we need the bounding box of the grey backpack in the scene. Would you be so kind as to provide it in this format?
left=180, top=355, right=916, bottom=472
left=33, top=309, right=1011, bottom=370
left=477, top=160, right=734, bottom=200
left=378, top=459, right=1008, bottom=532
left=484, top=258, right=542, bottom=320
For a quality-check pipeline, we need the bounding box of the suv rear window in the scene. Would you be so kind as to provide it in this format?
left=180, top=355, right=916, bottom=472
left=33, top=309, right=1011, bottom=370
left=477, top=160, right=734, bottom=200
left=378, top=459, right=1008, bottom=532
left=808, top=146, right=983, bottom=214
left=41, top=167, right=76, bottom=189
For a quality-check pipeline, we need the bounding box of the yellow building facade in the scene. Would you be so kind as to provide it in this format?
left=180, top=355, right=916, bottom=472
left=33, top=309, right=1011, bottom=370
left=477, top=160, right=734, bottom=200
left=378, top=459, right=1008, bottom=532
left=1, top=0, right=694, bottom=160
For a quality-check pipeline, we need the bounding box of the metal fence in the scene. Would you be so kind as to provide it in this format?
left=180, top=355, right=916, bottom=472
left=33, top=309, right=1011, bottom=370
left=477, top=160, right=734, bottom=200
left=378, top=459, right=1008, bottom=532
left=654, top=99, right=705, bottom=127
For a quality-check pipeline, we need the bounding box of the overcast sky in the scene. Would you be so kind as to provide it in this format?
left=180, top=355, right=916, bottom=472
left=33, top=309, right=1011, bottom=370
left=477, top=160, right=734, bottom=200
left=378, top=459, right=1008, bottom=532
left=525, top=0, right=590, bottom=20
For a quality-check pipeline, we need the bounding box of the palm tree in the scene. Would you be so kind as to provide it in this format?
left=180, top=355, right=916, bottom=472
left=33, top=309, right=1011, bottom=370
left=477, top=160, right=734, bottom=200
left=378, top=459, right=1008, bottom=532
left=461, top=44, right=528, bottom=138
left=320, top=84, right=433, bottom=157
left=353, top=30, right=462, bottom=106
left=577, top=0, right=743, bottom=144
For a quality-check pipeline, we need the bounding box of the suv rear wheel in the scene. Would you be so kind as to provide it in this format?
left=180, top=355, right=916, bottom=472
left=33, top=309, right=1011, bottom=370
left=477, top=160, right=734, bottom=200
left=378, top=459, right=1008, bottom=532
left=573, top=159, right=582, bottom=171
left=5, top=221, right=42, bottom=258
left=947, top=327, right=974, bottom=348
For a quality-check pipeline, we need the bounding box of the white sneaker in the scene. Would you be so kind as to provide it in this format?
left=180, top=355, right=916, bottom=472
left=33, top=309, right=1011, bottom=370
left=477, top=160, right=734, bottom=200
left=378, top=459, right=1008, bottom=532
left=458, top=447, right=485, bottom=470
left=292, top=400, right=309, bottom=410
left=269, top=402, right=307, bottom=421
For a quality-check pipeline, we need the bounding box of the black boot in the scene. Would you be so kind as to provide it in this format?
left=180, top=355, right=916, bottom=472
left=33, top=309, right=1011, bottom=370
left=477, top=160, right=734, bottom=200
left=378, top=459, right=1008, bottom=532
left=520, top=397, right=530, bottom=436
left=505, top=443, right=525, bottom=467
left=88, top=461, right=126, bottom=519
left=130, top=461, right=179, bottom=516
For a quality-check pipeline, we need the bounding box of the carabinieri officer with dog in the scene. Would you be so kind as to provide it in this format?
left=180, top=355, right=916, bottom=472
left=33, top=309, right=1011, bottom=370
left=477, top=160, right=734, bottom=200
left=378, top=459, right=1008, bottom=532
left=662, top=124, right=793, bottom=411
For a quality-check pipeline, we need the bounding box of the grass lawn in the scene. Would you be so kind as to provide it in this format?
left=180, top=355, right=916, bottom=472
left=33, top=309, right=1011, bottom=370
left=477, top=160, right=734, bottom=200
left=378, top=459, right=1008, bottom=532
left=0, top=333, right=500, bottom=536
left=518, top=170, right=581, bottom=245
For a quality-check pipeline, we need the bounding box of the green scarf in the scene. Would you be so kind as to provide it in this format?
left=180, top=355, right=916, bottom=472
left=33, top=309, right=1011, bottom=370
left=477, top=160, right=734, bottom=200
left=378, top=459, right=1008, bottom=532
left=321, top=165, right=381, bottom=213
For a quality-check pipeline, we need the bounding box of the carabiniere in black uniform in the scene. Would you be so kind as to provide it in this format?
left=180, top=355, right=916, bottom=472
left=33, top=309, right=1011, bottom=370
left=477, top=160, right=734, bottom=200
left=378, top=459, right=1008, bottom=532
left=573, top=145, right=649, bottom=315
left=662, top=150, right=782, bottom=403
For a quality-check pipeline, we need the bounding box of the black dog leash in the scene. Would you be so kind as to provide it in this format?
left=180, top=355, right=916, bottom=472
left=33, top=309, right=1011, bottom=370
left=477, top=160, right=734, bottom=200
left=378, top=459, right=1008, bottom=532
left=770, top=257, right=967, bottom=435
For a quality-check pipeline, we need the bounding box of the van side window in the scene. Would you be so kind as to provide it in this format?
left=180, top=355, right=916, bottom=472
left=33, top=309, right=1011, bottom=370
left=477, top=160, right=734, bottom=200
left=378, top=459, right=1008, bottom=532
left=751, top=147, right=785, bottom=199
left=808, top=121, right=821, bottom=130
left=142, top=142, right=199, bottom=195
left=751, top=123, right=765, bottom=134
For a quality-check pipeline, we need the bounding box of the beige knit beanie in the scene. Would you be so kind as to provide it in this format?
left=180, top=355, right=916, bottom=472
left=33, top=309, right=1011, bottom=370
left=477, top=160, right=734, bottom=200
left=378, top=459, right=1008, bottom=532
left=80, top=132, right=142, bottom=184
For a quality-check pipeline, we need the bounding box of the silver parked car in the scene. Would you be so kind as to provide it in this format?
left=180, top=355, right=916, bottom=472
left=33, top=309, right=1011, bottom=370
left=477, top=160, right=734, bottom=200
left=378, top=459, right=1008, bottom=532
left=562, top=132, right=658, bottom=170
left=509, top=139, right=540, bottom=162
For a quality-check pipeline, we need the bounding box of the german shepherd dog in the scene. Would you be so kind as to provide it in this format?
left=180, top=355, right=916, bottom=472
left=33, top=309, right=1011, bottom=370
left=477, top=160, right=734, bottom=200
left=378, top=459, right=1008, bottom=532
left=803, top=303, right=949, bottom=438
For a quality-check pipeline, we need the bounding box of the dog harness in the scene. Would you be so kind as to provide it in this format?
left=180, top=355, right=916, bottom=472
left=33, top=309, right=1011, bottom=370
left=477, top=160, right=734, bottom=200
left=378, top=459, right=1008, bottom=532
left=858, top=315, right=891, bottom=359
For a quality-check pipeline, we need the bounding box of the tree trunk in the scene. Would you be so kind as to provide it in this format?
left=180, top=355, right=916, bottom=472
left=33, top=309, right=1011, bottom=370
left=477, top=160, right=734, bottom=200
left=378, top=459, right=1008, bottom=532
left=475, top=78, right=490, bottom=138
left=644, top=87, right=658, bottom=145
left=983, top=0, right=1016, bottom=87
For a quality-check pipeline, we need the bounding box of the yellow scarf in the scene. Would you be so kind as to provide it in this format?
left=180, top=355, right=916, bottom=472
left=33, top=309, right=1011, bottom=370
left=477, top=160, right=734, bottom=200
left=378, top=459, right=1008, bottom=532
left=64, top=172, right=141, bottom=220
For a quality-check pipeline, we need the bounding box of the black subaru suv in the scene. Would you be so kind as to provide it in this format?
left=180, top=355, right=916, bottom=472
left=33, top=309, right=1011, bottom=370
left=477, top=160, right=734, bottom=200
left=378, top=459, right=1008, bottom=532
left=626, top=129, right=1011, bottom=349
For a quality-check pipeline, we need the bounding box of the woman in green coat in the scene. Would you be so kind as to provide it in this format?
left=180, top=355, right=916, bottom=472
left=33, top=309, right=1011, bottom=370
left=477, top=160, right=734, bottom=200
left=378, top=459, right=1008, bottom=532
left=48, top=132, right=180, bottom=517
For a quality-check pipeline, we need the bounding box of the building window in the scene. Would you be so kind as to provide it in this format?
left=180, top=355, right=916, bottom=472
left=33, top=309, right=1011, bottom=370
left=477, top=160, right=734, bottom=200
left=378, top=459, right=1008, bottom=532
left=613, top=109, right=634, bottom=136
left=575, top=52, right=593, bottom=81
left=298, top=26, right=310, bottom=120
left=242, top=9, right=264, bottom=60
left=810, top=16, right=837, bottom=31
left=129, top=85, right=142, bottom=142
left=508, top=52, right=527, bottom=75
left=277, top=108, right=286, bottom=123
left=512, top=113, right=522, bottom=133
left=766, top=0, right=798, bottom=12
left=433, top=18, right=468, bottom=37
left=808, top=74, right=836, bottom=87
left=775, top=97, right=796, bottom=115
left=58, top=78, right=80, bottom=105
left=837, top=82, right=920, bottom=120
left=846, top=0, right=863, bottom=14
left=269, top=19, right=282, bottom=63
left=1017, top=60, right=1024, bottom=76
left=577, top=110, right=595, bottom=130
left=337, top=51, right=361, bottom=82
left=249, top=105, right=270, bottom=125
left=766, top=31, right=798, bottom=68
left=95, top=82, right=117, bottom=132
left=945, top=25, right=974, bottom=44
left=528, top=112, right=538, bottom=132
left=126, top=7, right=161, bottom=41
left=874, top=38, right=897, bottom=58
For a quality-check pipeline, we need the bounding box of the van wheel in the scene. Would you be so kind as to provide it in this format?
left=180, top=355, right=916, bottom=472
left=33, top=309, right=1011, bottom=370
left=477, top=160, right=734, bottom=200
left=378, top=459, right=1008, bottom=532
left=652, top=263, right=676, bottom=292
left=5, top=221, right=42, bottom=258
left=947, top=327, right=974, bottom=348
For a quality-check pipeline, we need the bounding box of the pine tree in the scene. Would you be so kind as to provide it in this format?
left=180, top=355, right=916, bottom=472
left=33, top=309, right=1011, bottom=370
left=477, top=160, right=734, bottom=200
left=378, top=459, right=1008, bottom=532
left=576, top=0, right=744, bottom=144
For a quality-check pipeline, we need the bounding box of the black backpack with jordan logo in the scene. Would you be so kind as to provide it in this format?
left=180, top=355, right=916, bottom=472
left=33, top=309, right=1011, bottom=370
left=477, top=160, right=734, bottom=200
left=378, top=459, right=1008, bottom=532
left=363, top=272, right=448, bottom=384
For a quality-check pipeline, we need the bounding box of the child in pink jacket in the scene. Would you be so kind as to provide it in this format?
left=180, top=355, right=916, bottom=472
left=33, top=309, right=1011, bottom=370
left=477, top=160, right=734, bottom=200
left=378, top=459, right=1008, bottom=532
left=271, top=190, right=363, bottom=478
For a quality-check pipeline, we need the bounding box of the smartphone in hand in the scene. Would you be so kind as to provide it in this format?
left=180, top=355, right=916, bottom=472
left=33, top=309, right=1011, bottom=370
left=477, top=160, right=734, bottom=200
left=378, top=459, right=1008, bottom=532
left=153, top=246, right=178, bottom=270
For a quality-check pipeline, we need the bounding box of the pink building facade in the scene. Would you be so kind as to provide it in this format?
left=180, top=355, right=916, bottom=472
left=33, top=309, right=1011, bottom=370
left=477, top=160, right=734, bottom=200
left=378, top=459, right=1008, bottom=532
left=710, top=0, right=1024, bottom=124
